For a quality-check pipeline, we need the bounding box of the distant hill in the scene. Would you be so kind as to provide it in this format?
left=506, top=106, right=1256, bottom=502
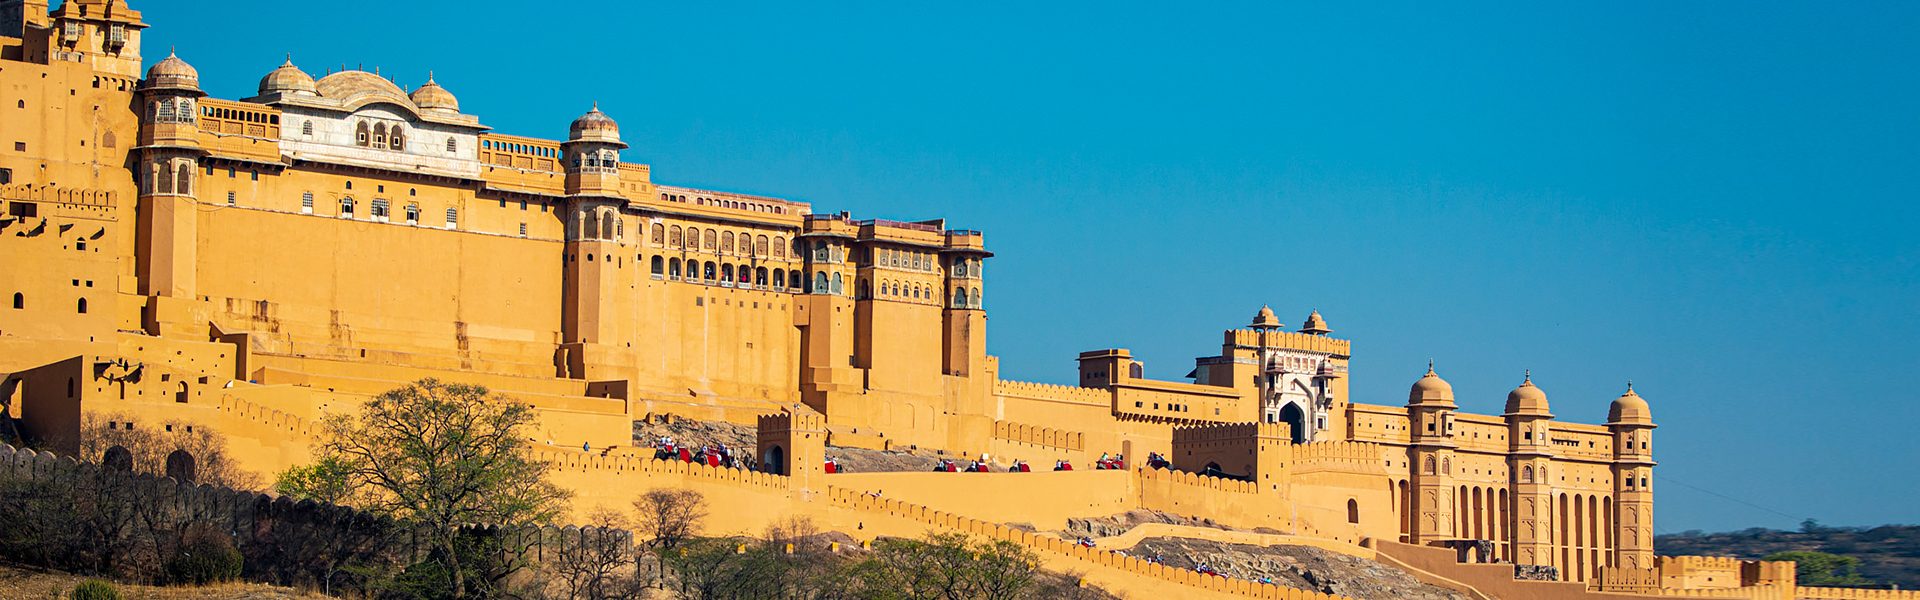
left=1657, top=524, right=1920, bottom=590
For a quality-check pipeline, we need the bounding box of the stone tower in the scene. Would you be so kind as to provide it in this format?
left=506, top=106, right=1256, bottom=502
left=559, top=105, right=632, bottom=380
left=135, top=51, right=204, bottom=338
left=1504, top=372, right=1557, bottom=568
left=757, top=406, right=827, bottom=494
left=940, top=233, right=988, bottom=377
left=1407, top=363, right=1459, bottom=542
left=1608, top=385, right=1657, bottom=569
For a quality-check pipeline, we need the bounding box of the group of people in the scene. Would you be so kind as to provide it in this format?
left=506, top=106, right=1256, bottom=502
left=931, top=458, right=994, bottom=472
left=922, top=453, right=1136, bottom=472
left=648, top=436, right=753, bottom=470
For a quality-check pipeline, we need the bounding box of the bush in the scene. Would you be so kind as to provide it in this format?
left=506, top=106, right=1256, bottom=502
left=70, top=579, right=119, bottom=600
left=165, top=522, right=243, bottom=585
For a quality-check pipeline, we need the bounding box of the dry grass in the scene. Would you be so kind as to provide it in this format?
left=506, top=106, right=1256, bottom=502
left=0, top=563, right=330, bottom=600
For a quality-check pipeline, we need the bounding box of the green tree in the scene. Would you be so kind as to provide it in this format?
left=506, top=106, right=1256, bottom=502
left=303, top=379, right=571, bottom=598
left=272, top=456, right=357, bottom=505
left=1763, top=551, right=1872, bottom=587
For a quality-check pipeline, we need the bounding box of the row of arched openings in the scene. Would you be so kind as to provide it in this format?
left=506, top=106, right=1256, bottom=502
left=1386, top=477, right=1617, bottom=581
left=354, top=121, right=406, bottom=151
left=651, top=256, right=800, bottom=290
left=656, top=224, right=788, bottom=259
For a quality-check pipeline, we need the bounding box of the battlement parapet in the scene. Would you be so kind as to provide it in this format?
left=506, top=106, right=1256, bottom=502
left=1797, top=588, right=1920, bottom=600
left=528, top=445, right=791, bottom=492
left=1137, top=463, right=1260, bottom=494
left=993, top=379, right=1108, bottom=405
left=1292, top=441, right=1385, bottom=474
left=991, top=420, right=1085, bottom=452
left=1225, top=329, right=1351, bottom=357
left=1172, top=421, right=1287, bottom=445
left=822, top=486, right=1348, bottom=599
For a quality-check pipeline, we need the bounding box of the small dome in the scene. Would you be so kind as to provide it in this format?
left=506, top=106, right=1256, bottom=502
left=258, top=57, right=316, bottom=96
left=1504, top=371, right=1551, bottom=416
left=569, top=103, right=625, bottom=146
left=143, top=50, right=203, bottom=94
left=409, top=74, right=458, bottom=112
left=1300, top=310, right=1332, bottom=335
left=1250, top=305, right=1284, bottom=330
left=1608, top=385, right=1654, bottom=426
left=1408, top=362, right=1455, bottom=406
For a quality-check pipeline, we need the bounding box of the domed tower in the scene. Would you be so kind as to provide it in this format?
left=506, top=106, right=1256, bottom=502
left=409, top=74, right=459, bottom=114
left=565, top=103, right=625, bottom=198
left=557, top=105, right=635, bottom=380
left=1608, top=384, right=1657, bottom=569
left=1407, top=363, right=1459, bottom=543
left=135, top=51, right=208, bottom=323
left=1503, top=371, right=1557, bottom=569
left=256, top=56, right=317, bottom=98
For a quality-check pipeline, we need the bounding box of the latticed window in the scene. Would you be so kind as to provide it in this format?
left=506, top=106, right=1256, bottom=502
left=340, top=198, right=355, bottom=218
left=405, top=204, right=419, bottom=224
left=370, top=199, right=389, bottom=221
left=301, top=192, right=314, bottom=213
left=445, top=208, right=458, bottom=229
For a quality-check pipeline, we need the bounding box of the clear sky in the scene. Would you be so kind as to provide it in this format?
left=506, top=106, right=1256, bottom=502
left=137, top=1, right=1918, bottom=534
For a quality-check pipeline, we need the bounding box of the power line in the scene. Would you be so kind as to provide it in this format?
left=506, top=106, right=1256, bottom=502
left=1655, top=473, right=1807, bottom=523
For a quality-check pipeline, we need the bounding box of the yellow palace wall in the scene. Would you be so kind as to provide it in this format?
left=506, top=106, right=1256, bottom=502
left=0, top=3, right=1710, bottom=594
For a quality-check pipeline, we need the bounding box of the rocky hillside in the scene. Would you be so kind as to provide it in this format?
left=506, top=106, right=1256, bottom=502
left=1657, top=525, right=1920, bottom=589
left=1120, top=537, right=1466, bottom=600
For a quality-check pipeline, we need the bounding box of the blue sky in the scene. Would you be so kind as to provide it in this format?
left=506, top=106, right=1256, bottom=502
left=138, top=1, right=1918, bottom=534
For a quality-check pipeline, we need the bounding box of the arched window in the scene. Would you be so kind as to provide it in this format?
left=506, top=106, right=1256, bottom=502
left=76, top=298, right=87, bottom=314
left=1521, top=465, right=1534, bottom=483
left=703, top=229, right=716, bottom=250
left=951, top=288, right=964, bottom=307
left=389, top=125, right=405, bottom=150
left=755, top=267, right=768, bottom=286
left=156, top=162, right=174, bottom=194
left=175, top=163, right=192, bottom=195
left=11, top=292, right=21, bottom=309
left=831, top=273, right=844, bottom=295
left=813, top=272, right=827, bottom=293
left=721, top=232, right=734, bottom=253
left=970, top=287, right=980, bottom=307
left=651, top=223, right=665, bottom=245
left=1423, top=456, right=1436, bottom=475
left=737, top=264, right=750, bottom=284
left=703, top=261, right=716, bottom=282
left=650, top=256, right=664, bottom=276
left=670, top=226, right=683, bottom=248
left=773, top=237, right=786, bottom=258
left=445, top=137, right=457, bottom=152
left=858, top=279, right=871, bottom=299
left=721, top=264, right=734, bottom=283
left=668, top=258, right=681, bottom=278
left=1348, top=499, right=1360, bottom=524
left=601, top=211, right=617, bottom=240
left=755, top=235, right=769, bottom=257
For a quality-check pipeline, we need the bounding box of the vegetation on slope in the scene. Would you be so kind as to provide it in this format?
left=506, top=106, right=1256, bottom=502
left=1657, top=520, right=1919, bottom=589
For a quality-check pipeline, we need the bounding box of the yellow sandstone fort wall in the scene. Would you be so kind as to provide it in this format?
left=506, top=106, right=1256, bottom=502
left=2, top=4, right=1818, bottom=599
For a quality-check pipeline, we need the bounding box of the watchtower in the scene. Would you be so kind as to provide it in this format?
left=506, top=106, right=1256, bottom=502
left=757, top=406, right=827, bottom=493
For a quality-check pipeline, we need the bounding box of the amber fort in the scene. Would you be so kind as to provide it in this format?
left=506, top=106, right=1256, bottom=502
left=0, top=2, right=1904, bottom=598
